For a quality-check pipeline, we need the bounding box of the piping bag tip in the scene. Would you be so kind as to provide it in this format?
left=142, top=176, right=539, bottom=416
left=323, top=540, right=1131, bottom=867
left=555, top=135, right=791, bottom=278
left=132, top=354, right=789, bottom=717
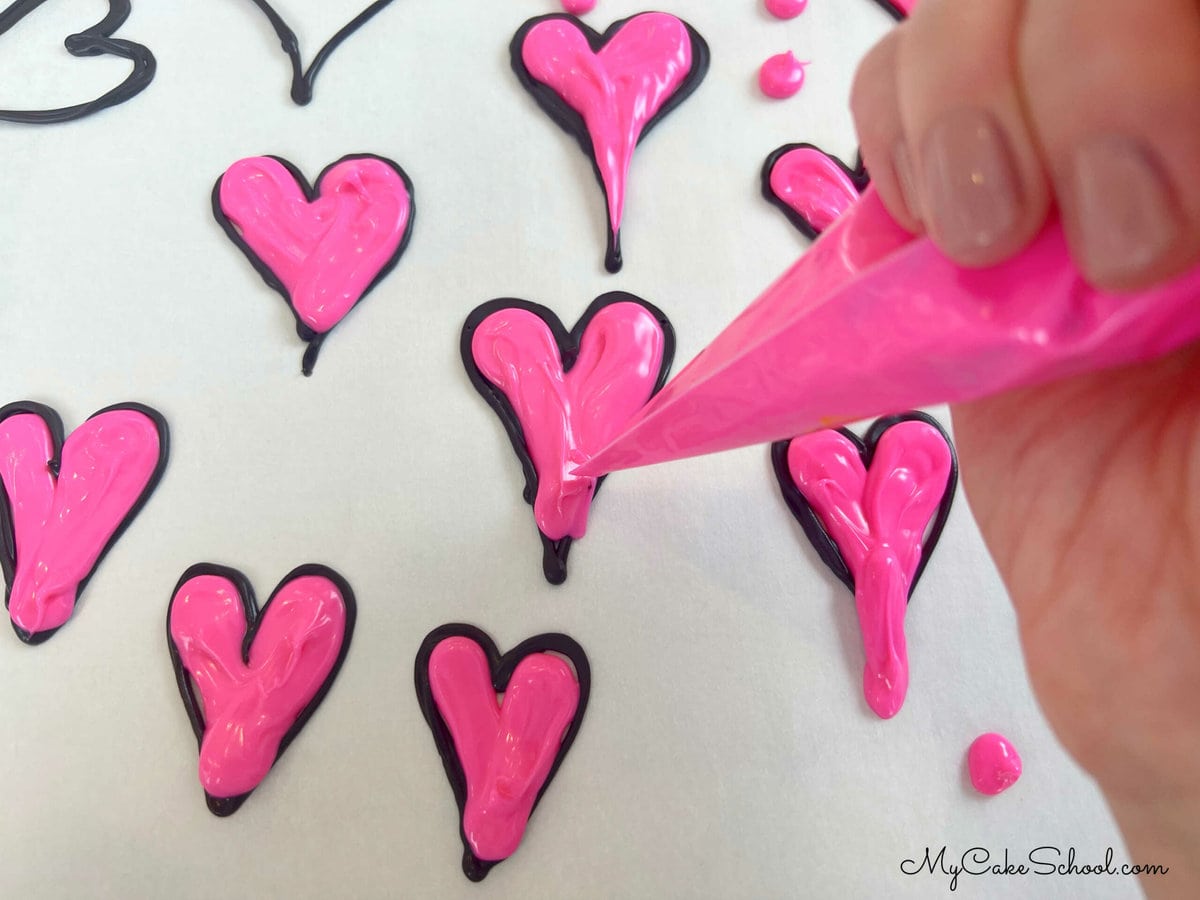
left=578, top=187, right=1200, bottom=477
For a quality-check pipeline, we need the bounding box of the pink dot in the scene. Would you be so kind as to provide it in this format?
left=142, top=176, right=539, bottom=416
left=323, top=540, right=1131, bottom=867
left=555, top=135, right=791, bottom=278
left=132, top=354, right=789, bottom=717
left=967, top=733, right=1022, bottom=796
left=561, top=0, right=596, bottom=14
left=765, top=0, right=808, bottom=19
left=759, top=52, right=808, bottom=99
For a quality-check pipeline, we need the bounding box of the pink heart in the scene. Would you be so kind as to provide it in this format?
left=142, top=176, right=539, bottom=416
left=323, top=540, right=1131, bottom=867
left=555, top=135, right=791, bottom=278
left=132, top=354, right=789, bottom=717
left=215, top=153, right=414, bottom=374
left=778, top=415, right=955, bottom=718
left=515, top=12, right=708, bottom=272
left=416, top=626, right=589, bottom=881
left=168, top=564, right=354, bottom=816
left=463, top=294, right=673, bottom=583
left=0, top=402, right=168, bottom=643
left=763, top=144, right=867, bottom=238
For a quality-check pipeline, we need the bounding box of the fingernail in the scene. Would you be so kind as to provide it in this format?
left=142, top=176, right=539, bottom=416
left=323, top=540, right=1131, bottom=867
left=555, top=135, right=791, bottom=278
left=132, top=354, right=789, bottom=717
left=892, top=141, right=921, bottom=221
left=1070, top=136, right=1180, bottom=286
left=920, top=109, right=1022, bottom=261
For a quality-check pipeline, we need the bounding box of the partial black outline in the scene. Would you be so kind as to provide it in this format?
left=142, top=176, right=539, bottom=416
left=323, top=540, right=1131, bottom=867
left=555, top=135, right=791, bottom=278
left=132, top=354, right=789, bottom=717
left=510, top=12, right=710, bottom=273
left=243, top=0, right=397, bottom=105
left=0, top=400, right=170, bottom=644
left=166, top=562, right=357, bottom=817
left=414, top=623, right=590, bottom=882
left=0, top=0, right=155, bottom=124
left=761, top=142, right=870, bottom=241
left=868, top=0, right=909, bottom=22
left=212, top=153, right=416, bottom=376
left=461, top=292, right=676, bottom=584
left=770, top=411, right=958, bottom=598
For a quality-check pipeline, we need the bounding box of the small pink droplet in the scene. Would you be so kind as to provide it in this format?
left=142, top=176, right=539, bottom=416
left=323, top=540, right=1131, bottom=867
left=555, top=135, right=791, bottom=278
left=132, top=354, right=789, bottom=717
left=561, top=0, right=596, bottom=14
left=765, top=0, right=808, bottom=20
left=967, top=733, right=1022, bottom=796
left=759, top=52, right=808, bottom=100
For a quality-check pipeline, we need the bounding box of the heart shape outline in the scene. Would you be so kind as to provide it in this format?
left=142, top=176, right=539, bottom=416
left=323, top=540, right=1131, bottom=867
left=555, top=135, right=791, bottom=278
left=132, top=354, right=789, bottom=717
left=509, top=12, right=710, bottom=273
left=212, top=152, right=416, bottom=376
left=166, top=562, right=357, bottom=817
left=242, top=0, right=396, bottom=105
left=761, top=142, right=870, bottom=240
left=770, top=410, right=958, bottom=599
left=460, top=292, right=675, bottom=584
left=0, top=400, right=169, bottom=644
left=0, top=0, right=156, bottom=124
left=414, top=623, right=591, bottom=882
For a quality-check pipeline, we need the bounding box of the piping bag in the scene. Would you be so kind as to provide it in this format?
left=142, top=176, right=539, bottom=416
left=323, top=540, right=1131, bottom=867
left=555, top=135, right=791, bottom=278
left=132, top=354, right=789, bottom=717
left=578, top=187, right=1200, bottom=477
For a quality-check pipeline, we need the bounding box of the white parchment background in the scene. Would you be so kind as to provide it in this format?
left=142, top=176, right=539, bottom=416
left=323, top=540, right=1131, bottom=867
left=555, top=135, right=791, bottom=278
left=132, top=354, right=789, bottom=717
left=0, top=2, right=1138, bottom=897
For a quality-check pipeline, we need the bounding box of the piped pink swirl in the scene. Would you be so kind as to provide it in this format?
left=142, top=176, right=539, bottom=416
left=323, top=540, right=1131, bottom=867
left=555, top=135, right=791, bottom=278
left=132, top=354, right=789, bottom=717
left=0, top=409, right=162, bottom=636
left=169, top=573, right=348, bottom=798
left=429, top=636, right=580, bottom=862
left=471, top=302, right=666, bottom=541
left=521, top=13, right=693, bottom=236
left=218, top=156, right=411, bottom=333
left=787, top=421, right=952, bottom=718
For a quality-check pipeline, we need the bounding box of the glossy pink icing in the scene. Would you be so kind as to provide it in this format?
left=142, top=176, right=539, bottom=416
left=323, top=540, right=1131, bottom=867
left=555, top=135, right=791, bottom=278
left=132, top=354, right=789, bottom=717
left=579, top=188, right=1200, bottom=475
left=218, top=156, right=411, bottom=333
left=0, top=409, right=162, bottom=636
left=169, top=573, right=348, bottom=798
left=765, top=0, right=808, bottom=19
left=890, top=0, right=917, bottom=14
left=561, top=0, right=596, bottom=13
left=770, top=147, right=861, bottom=233
left=429, top=636, right=580, bottom=862
left=968, top=732, right=1022, bottom=795
left=759, top=52, right=808, bottom=99
left=786, top=421, right=952, bottom=718
left=521, top=13, right=693, bottom=240
left=471, top=302, right=666, bottom=541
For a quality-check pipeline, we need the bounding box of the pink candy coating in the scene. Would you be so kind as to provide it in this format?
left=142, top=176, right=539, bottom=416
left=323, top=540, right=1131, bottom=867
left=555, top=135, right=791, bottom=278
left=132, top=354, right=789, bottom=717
left=765, top=0, right=808, bottom=20
left=561, top=0, right=596, bottom=13
left=759, top=51, right=807, bottom=99
left=968, top=733, right=1022, bottom=795
left=769, top=146, right=861, bottom=234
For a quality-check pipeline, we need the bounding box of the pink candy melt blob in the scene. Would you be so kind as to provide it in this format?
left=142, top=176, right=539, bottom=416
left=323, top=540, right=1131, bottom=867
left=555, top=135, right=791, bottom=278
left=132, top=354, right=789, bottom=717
left=787, top=421, right=953, bottom=718
left=968, top=733, right=1022, bottom=795
left=218, top=155, right=412, bottom=334
left=769, top=146, right=862, bottom=235
left=428, top=636, right=580, bottom=863
left=765, top=0, right=808, bottom=19
left=520, top=13, right=696, bottom=270
left=470, top=302, right=667, bottom=543
left=759, top=52, right=807, bottom=99
left=561, top=0, right=596, bottom=13
left=169, top=571, right=350, bottom=804
left=0, top=406, right=165, bottom=640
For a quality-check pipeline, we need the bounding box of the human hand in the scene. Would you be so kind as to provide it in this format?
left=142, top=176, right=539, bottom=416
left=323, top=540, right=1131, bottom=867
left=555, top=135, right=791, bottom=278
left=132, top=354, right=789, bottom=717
left=850, top=3, right=1200, bottom=896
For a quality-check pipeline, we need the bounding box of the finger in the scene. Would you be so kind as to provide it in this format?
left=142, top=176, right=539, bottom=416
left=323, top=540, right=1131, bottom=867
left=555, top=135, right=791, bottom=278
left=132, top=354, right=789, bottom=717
left=896, top=0, right=1052, bottom=266
left=1017, top=0, right=1200, bottom=290
left=850, top=28, right=922, bottom=232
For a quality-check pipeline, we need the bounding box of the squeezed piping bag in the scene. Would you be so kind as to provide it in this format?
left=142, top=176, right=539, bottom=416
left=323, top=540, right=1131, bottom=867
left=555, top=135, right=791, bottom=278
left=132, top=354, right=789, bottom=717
left=578, top=187, right=1200, bottom=476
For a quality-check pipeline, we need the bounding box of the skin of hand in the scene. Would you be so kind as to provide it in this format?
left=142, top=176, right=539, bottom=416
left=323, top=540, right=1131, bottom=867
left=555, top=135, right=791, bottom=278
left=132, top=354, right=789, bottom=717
left=850, top=1, right=1200, bottom=896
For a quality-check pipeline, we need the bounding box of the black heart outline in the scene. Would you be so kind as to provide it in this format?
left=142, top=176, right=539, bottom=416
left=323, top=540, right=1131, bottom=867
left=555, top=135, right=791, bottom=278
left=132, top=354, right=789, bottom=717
left=212, top=152, right=417, bottom=376
left=244, top=0, right=396, bottom=105
left=761, top=142, right=870, bottom=241
left=166, top=562, right=358, bottom=817
left=510, top=12, right=711, bottom=273
left=461, top=292, right=676, bottom=584
left=868, top=0, right=909, bottom=22
left=0, top=0, right=155, bottom=124
left=770, top=411, right=958, bottom=599
left=414, top=623, right=591, bottom=882
left=0, top=400, right=170, bottom=645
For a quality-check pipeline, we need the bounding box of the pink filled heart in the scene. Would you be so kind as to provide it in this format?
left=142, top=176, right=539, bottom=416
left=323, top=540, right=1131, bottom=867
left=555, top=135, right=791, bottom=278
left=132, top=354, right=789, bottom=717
left=168, top=563, right=355, bottom=816
left=462, top=294, right=674, bottom=583
left=0, top=402, right=168, bottom=643
left=416, top=625, right=589, bottom=881
left=215, top=153, right=414, bottom=374
left=762, top=143, right=868, bottom=239
left=773, top=414, right=956, bottom=719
